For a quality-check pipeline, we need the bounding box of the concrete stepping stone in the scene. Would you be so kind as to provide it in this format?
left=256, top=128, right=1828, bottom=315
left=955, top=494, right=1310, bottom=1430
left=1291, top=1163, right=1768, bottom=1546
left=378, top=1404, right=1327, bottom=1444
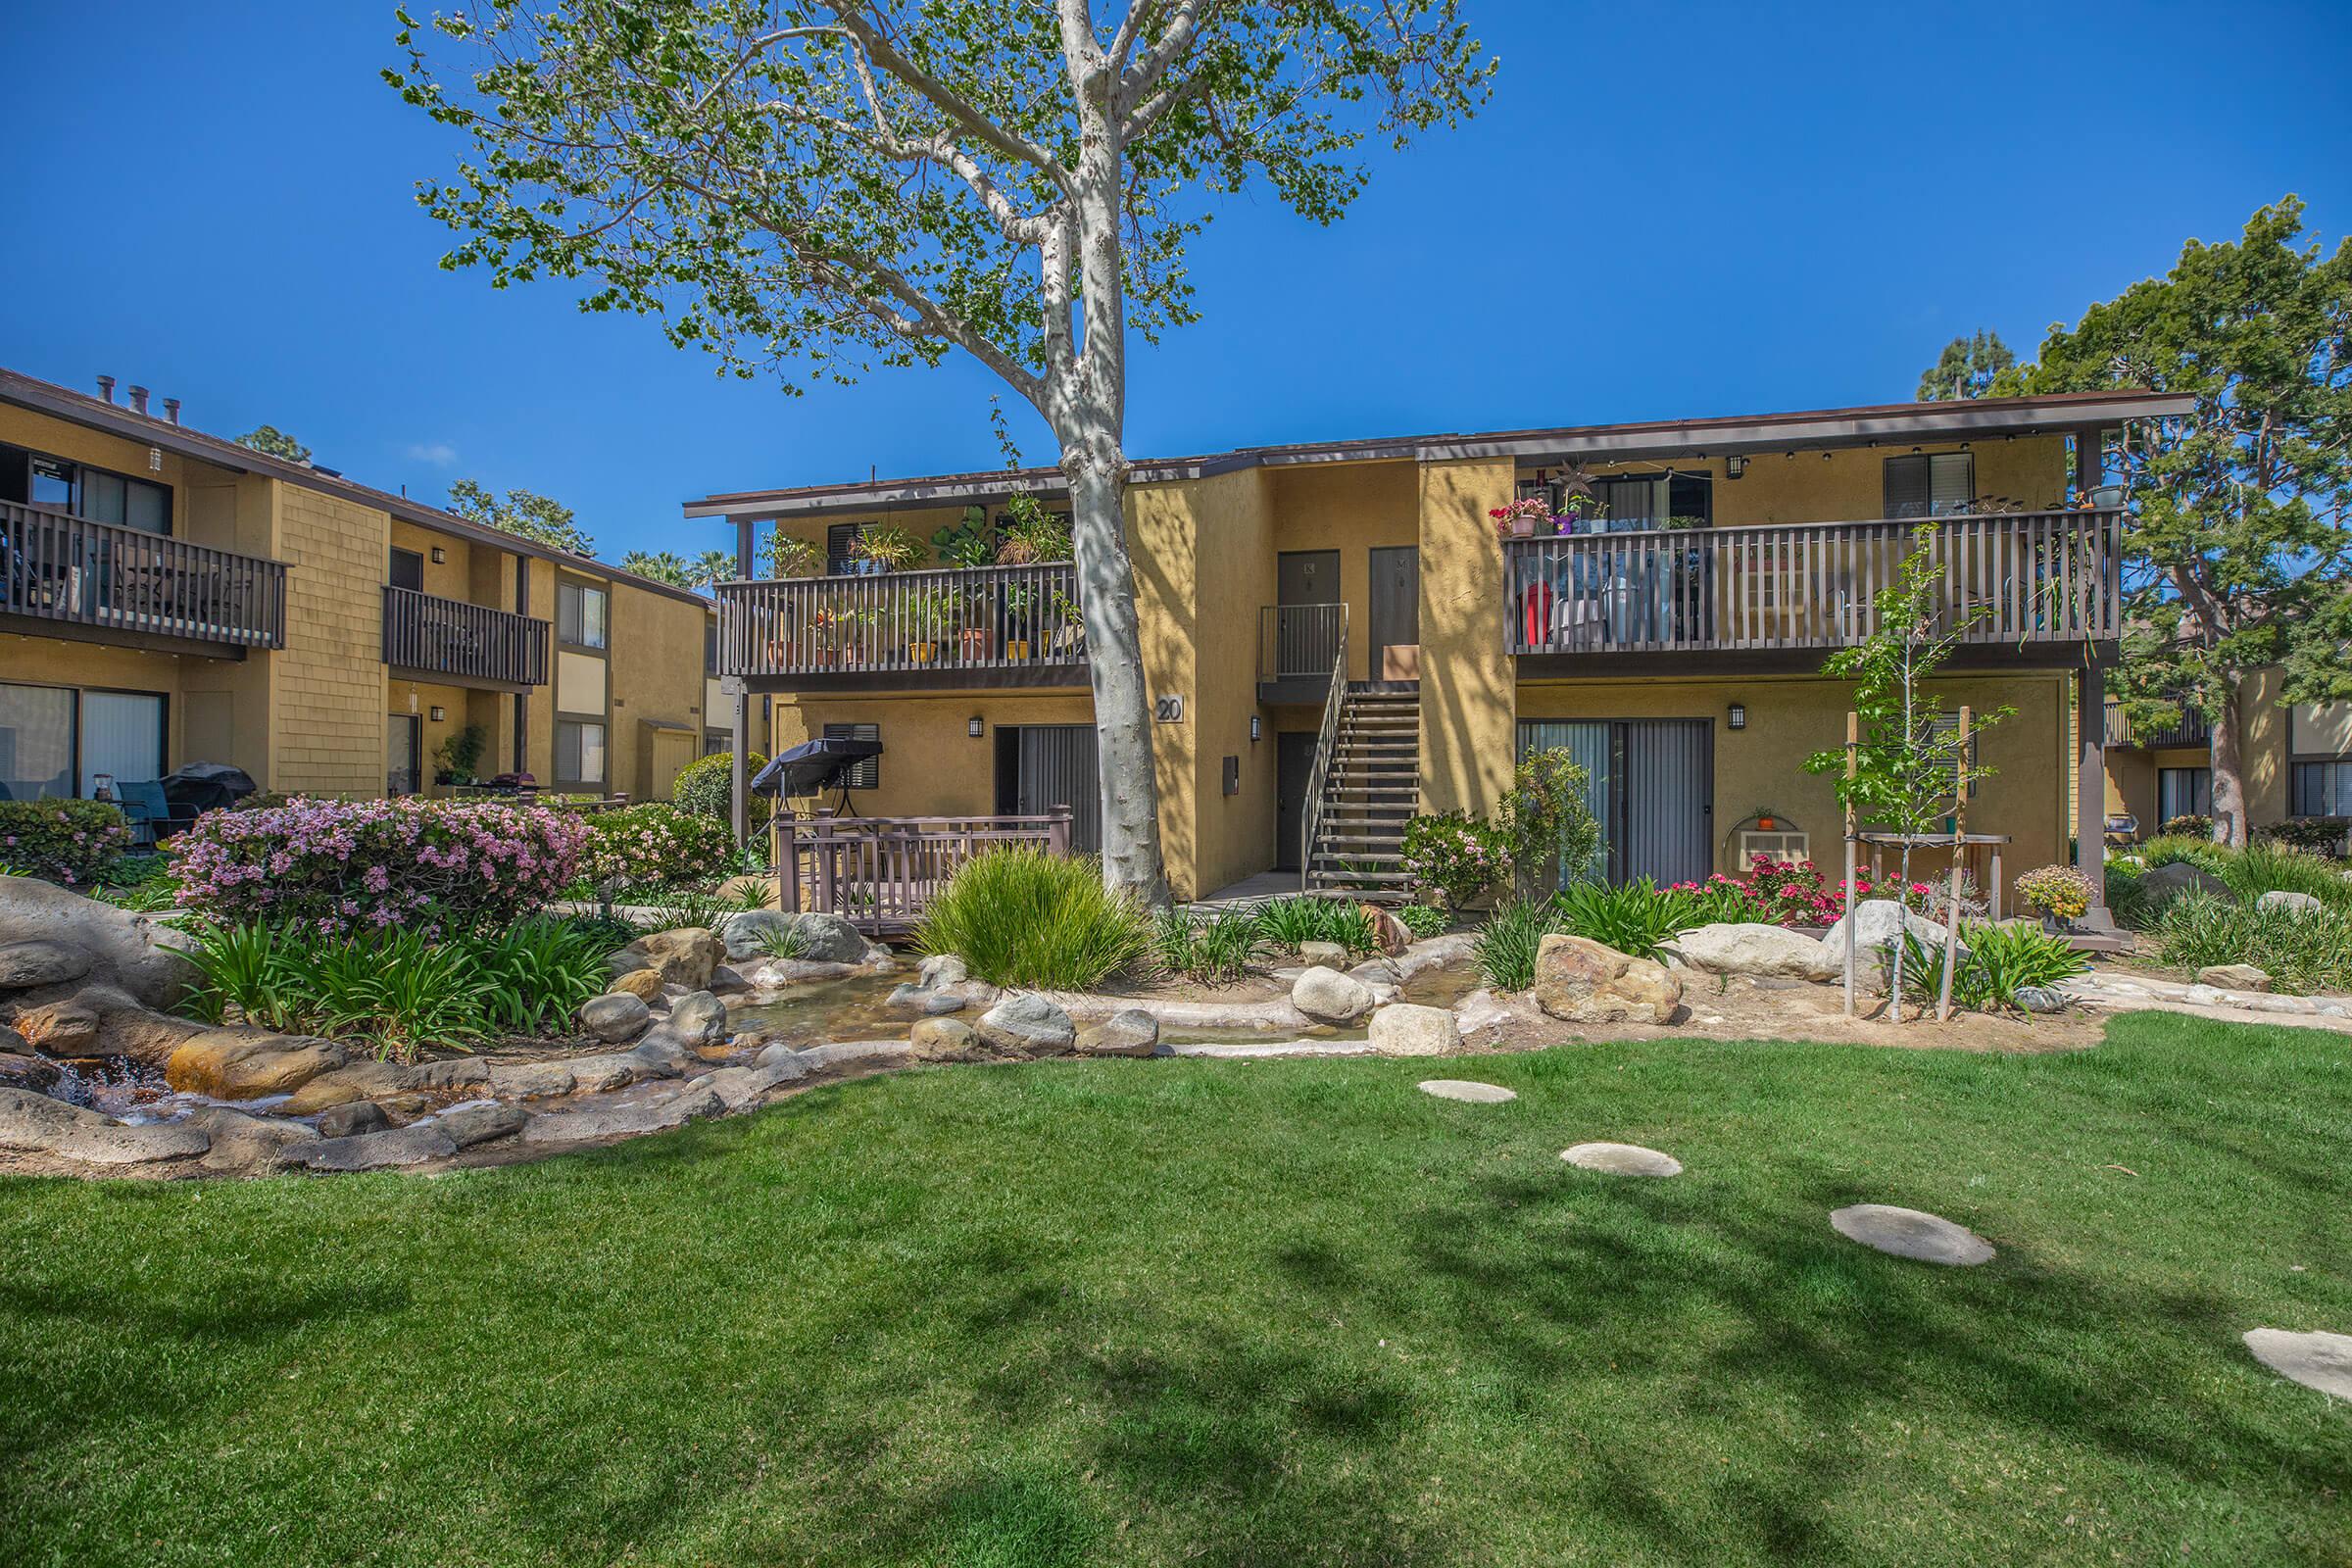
left=2242, top=1328, right=2352, bottom=1400
left=1829, top=1203, right=1994, bottom=1265
left=1561, top=1142, right=1682, bottom=1177
left=1418, top=1079, right=1516, bottom=1103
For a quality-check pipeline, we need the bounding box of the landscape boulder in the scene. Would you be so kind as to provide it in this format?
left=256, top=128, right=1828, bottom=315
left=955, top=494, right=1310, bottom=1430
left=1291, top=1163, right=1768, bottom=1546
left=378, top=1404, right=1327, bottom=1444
left=1368, top=1003, right=1461, bottom=1055
left=2141, top=861, right=2230, bottom=904
left=908, top=1016, right=983, bottom=1062
left=665, top=990, right=729, bottom=1048
left=1298, top=941, right=1349, bottom=971
left=1818, top=900, right=1968, bottom=966
left=607, top=927, right=725, bottom=990
left=7, top=996, right=102, bottom=1055
left=2196, top=963, right=2273, bottom=992
left=165, top=1032, right=348, bottom=1100
left=0, top=874, right=196, bottom=1009
left=2258, top=889, right=2326, bottom=915
left=887, top=982, right=966, bottom=1016
left=0, top=1049, right=61, bottom=1094
left=0, top=939, right=91, bottom=991
left=187, top=1104, right=319, bottom=1175
left=1361, top=904, right=1412, bottom=957
left=917, top=954, right=969, bottom=990
left=1292, top=965, right=1375, bottom=1025
left=519, top=1083, right=725, bottom=1144
left=316, top=1101, right=390, bottom=1140
left=2012, top=985, right=2069, bottom=1015
left=485, top=1060, right=577, bottom=1100
left=578, top=992, right=652, bottom=1044
left=607, top=967, right=666, bottom=1003
left=1666, top=922, right=1842, bottom=983
left=718, top=909, right=878, bottom=965
left=0, top=1086, right=210, bottom=1166
left=287, top=1124, right=457, bottom=1172
left=1532, top=934, right=1683, bottom=1025
left=974, top=994, right=1076, bottom=1057
left=279, top=1060, right=411, bottom=1115
left=432, top=1102, right=529, bottom=1149
left=1075, top=1008, right=1160, bottom=1057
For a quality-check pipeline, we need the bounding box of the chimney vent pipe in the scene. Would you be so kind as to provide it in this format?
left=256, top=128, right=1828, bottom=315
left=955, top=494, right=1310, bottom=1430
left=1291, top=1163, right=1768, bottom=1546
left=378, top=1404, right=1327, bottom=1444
left=96, top=375, right=116, bottom=404
left=163, top=397, right=180, bottom=425
left=127, top=385, right=151, bottom=416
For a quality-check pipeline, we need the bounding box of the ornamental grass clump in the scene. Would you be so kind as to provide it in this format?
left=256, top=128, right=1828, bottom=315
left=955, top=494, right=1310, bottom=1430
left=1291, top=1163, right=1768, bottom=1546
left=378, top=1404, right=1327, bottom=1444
left=916, top=848, right=1152, bottom=992
left=169, top=798, right=587, bottom=937
left=1472, top=900, right=1557, bottom=992
left=1151, top=906, right=1264, bottom=986
left=2148, top=892, right=2352, bottom=995
left=1251, top=895, right=1376, bottom=956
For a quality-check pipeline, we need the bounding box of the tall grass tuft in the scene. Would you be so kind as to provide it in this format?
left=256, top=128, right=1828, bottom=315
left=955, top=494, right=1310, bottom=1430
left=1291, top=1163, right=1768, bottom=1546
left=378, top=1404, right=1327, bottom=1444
left=2148, top=892, right=2352, bottom=995
left=1896, top=922, right=2088, bottom=1011
left=1152, top=907, right=1264, bottom=985
left=1252, top=896, right=1376, bottom=956
left=1472, top=900, right=1558, bottom=992
left=2224, top=841, right=2352, bottom=909
left=917, top=849, right=1152, bottom=991
left=1552, top=879, right=1690, bottom=960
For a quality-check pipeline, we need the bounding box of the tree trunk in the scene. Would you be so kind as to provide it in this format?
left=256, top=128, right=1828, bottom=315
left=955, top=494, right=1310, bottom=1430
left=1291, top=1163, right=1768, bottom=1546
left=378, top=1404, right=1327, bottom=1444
left=2211, top=671, right=2249, bottom=848
left=1061, top=429, right=1171, bottom=906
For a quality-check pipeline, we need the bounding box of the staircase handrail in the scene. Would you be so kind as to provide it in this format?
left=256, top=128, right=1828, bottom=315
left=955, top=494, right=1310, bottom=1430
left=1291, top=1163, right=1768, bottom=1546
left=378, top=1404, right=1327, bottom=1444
left=1300, top=605, right=1350, bottom=891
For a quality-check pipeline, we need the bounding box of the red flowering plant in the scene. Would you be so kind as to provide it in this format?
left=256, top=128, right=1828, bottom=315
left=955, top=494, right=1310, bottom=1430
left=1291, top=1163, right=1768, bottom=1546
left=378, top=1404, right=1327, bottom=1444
left=169, top=797, right=589, bottom=938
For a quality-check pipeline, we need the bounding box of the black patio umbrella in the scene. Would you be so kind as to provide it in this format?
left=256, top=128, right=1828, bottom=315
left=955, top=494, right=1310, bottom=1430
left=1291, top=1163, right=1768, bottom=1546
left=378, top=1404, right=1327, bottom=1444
left=751, top=737, right=883, bottom=810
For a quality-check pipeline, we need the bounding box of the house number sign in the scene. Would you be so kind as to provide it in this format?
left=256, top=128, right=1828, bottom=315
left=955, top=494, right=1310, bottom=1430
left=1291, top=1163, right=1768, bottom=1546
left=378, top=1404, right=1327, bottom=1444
left=1154, top=695, right=1186, bottom=722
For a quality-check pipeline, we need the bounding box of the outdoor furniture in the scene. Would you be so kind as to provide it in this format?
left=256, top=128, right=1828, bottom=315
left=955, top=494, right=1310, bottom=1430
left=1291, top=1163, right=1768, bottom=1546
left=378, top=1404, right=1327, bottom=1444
left=114, top=779, right=197, bottom=847
left=2105, top=813, right=2140, bottom=847
left=1858, top=830, right=2011, bottom=920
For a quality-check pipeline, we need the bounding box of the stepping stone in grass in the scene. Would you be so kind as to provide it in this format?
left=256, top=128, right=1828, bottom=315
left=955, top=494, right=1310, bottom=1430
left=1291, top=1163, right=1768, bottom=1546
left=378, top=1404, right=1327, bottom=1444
left=1561, top=1142, right=1682, bottom=1177
left=1829, top=1204, right=1994, bottom=1266
left=2242, top=1328, right=2352, bottom=1400
left=1417, top=1079, right=1516, bottom=1103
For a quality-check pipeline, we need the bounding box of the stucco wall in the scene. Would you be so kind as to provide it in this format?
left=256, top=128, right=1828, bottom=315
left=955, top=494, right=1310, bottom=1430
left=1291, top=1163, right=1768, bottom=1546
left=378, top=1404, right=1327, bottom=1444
left=1567, top=436, right=2071, bottom=525
left=766, top=692, right=1096, bottom=819
left=608, top=579, right=710, bottom=801
left=1267, top=462, right=1420, bottom=683
left=1416, top=458, right=1516, bottom=818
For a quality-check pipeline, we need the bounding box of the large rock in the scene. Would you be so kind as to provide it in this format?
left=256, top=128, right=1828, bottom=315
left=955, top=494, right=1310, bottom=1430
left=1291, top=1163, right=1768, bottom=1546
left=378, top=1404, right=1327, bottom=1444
left=665, top=990, right=728, bottom=1048
left=2258, top=889, right=2326, bottom=915
left=2141, top=860, right=2230, bottom=904
left=695, top=1062, right=805, bottom=1110
left=1298, top=941, right=1349, bottom=971
left=1666, top=922, right=1841, bottom=983
left=606, top=967, right=666, bottom=1003
left=0, top=875, right=195, bottom=1009
left=718, top=909, right=877, bottom=965
left=887, top=983, right=966, bottom=1016
left=287, top=1125, right=457, bottom=1172
left=165, top=1032, right=348, bottom=1100
left=1818, top=900, right=1967, bottom=964
left=2196, top=963, right=2273, bottom=992
left=485, top=1059, right=577, bottom=1100
left=0, top=939, right=91, bottom=991
left=908, top=1016, right=983, bottom=1062
left=518, top=1083, right=725, bottom=1144
left=1532, top=934, right=1683, bottom=1024
left=607, top=927, right=724, bottom=990
left=1368, top=1003, right=1461, bottom=1055
left=0, top=1086, right=209, bottom=1166
left=0, top=1050, right=61, bottom=1094
left=279, top=1060, right=411, bottom=1115
left=795, top=1040, right=915, bottom=1073
left=433, top=1102, right=528, bottom=1149
left=975, top=994, right=1076, bottom=1058
left=578, top=992, right=652, bottom=1044
left=1360, top=905, right=1411, bottom=958
left=7, top=996, right=101, bottom=1055
left=917, top=954, right=968, bottom=990
left=1292, top=965, right=1374, bottom=1025
left=187, top=1104, right=319, bottom=1174
left=316, top=1101, right=390, bottom=1139
left=1075, top=1008, right=1160, bottom=1058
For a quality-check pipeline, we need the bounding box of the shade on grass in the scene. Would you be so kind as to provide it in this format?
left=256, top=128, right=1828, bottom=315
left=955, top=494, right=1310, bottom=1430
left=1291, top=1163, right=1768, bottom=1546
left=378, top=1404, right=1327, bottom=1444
left=3, top=1012, right=2348, bottom=1566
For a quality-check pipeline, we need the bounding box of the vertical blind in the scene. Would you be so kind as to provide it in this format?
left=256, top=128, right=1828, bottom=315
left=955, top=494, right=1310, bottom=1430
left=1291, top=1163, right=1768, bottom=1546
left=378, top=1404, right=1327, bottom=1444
left=78, top=692, right=165, bottom=796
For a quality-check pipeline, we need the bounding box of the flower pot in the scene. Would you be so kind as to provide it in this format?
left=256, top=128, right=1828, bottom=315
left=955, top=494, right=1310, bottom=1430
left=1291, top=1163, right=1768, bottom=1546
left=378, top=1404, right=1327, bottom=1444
left=960, top=628, right=995, bottom=661
left=1510, top=518, right=1536, bottom=538
left=1005, top=638, right=1032, bottom=662
left=907, top=642, right=937, bottom=663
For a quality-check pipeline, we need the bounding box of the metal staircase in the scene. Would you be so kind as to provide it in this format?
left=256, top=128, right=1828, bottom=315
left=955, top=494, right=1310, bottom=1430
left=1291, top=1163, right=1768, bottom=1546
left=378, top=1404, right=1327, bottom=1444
left=1303, top=682, right=1420, bottom=903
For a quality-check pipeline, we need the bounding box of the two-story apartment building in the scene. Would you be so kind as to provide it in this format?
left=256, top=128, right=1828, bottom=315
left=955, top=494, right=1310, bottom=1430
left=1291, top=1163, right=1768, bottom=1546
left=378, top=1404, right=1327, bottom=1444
left=1, top=368, right=710, bottom=812
left=697, top=390, right=2191, bottom=906
left=2099, top=675, right=2352, bottom=840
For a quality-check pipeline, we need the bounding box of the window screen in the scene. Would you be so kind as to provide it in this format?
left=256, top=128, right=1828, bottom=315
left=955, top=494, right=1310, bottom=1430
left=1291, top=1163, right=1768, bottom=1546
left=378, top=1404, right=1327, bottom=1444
left=79, top=691, right=165, bottom=795
left=822, top=721, right=880, bottom=789
left=0, top=682, right=75, bottom=800
left=1884, top=453, right=1974, bottom=518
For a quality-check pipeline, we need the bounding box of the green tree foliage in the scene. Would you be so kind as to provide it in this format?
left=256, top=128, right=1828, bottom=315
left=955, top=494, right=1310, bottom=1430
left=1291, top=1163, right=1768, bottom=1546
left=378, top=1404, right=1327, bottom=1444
left=386, top=2, right=1493, bottom=906
left=2023, top=198, right=2352, bottom=846
left=619, top=550, right=697, bottom=585
left=235, top=424, right=312, bottom=463
left=446, top=477, right=598, bottom=556
left=1916, top=329, right=2020, bottom=401
left=693, top=549, right=738, bottom=588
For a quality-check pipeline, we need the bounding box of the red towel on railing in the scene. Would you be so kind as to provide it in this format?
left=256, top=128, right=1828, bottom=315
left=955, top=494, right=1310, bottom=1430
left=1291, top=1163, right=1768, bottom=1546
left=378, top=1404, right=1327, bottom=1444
left=1521, top=578, right=1553, bottom=648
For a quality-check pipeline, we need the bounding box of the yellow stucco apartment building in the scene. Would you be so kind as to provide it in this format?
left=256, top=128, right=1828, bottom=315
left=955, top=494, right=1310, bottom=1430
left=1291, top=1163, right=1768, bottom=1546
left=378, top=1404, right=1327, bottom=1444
left=1, top=368, right=711, bottom=812
left=700, top=390, right=2193, bottom=907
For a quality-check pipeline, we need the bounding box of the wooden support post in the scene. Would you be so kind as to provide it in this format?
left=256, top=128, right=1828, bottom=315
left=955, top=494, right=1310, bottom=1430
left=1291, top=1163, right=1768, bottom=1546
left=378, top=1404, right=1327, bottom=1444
left=1937, top=705, right=1971, bottom=1022
left=1843, top=711, right=1859, bottom=1017
left=1048, top=804, right=1074, bottom=859
left=774, top=810, right=797, bottom=914
left=728, top=514, right=755, bottom=848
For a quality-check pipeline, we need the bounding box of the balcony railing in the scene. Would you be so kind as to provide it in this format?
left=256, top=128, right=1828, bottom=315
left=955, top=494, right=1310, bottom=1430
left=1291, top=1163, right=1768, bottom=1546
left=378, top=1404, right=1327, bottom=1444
left=1505, top=509, right=2121, bottom=658
left=714, top=563, right=1087, bottom=680
left=1258, top=603, right=1348, bottom=682
left=0, top=499, right=285, bottom=650
left=382, top=586, right=550, bottom=687
left=2104, top=701, right=2210, bottom=750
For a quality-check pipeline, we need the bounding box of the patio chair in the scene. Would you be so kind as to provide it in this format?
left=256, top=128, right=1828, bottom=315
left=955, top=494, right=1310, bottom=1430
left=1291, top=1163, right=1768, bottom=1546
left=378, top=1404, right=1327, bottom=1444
left=116, top=779, right=198, bottom=847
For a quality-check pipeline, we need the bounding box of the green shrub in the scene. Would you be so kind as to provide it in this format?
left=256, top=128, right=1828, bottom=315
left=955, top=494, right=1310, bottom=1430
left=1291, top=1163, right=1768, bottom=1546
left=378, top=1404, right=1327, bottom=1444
left=1497, top=749, right=1604, bottom=896
left=2258, top=818, right=2350, bottom=858
left=1394, top=904, right=1451, bottom=942
left=1398, top=812, right=1510, bottom=911
left=1151, top=907, right=1263, bottom=986
left=672, top=752, right=770, bottom=828
left=0, top=799, right=132, bottom=887
left=2139, top=834, right=2231, bottom=876
left=2105, top=862, right=2154, bottom=929
left=93, top=855, right=179, bottom=911
left=2224, top=841, right=2352, bottom=909
left=466, top=917, right=612, bottom=1035
left=1896, top=922, right=2089, bottom=1011
left=576, top=802, right=739, bottom=892
left=1472, top=900, right=1557, bottom=992
left=916, top=848, right=1151, bottom=991
left=1552, top=878, right=1689, bottom=961
left=1252, top=895, right=1375, bottom=955
left=2148, top=892, right=2352, bottom=995
left=179, top=921, right=304, bottom=1030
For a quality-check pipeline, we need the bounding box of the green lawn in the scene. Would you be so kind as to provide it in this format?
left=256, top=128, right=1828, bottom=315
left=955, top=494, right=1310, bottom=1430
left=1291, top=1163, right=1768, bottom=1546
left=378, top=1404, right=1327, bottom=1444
left=4, top=1014, right=2349, bottom=1567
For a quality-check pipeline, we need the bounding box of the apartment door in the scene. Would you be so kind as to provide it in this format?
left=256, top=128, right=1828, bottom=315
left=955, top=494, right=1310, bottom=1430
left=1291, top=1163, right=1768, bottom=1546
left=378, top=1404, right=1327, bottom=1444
left=1003, top=723, right=1100, bottom=854
left=1517, top=718, right=1712, bottom=887
left=1273, top=550, right=1341, bottom=677
left=1368, top=546, right=1419, bottom=679
left=1275, top=730, right=1319, bottom=871
left=388, top=714, right=422, bottom=797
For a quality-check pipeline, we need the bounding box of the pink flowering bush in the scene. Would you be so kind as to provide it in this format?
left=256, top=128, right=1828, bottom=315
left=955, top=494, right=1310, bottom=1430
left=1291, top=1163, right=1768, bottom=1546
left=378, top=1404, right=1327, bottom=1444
left=575, top=803, right=738, bottom=893
left=168, top=797, right=589, bottom=935
left=1401, top=811, right=1511, bottom=911
left=0, top=800, right=132, bottom=887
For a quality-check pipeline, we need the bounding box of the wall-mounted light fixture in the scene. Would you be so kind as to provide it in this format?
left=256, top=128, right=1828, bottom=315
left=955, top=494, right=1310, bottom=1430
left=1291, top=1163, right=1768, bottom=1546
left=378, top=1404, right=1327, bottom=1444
left=1250, top=715, right=1261, bottom=742
left=967, top=715, right=985, bottom=738
left=1728, top=703, right=1747, bottom=730
left=430, top=546, right=448, bottom=564
left=1724, top=455, right=1746, bottom=479
left=428, top=706, right=447, bottom=723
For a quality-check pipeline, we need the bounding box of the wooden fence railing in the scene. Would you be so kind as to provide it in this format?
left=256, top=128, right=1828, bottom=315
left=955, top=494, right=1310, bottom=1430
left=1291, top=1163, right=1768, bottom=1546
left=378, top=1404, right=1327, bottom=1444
left=715, top=562, right=1087, bottom=679
left=773, top=807, right=1076, bottom=934
left=382, top=586, right=551, bottom=687
left=1504, top=508, right=2121, bottom=657
left=0, top=498, right=286, bottom=650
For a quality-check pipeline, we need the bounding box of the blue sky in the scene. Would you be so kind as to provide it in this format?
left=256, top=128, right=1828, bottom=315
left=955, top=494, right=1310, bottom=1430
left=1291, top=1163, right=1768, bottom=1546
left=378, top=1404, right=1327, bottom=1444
left=5, top=2, right=2347, bottom=565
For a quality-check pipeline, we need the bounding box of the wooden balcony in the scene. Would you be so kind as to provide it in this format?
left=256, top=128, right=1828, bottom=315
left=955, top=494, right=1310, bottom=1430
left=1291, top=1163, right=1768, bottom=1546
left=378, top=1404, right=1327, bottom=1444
left=714, top=563, right=1089, bottom=689
left=1505, top=509, right=2120, bottom=668
left=381, top=586, right=550, bottom=690
left=0, top=499, right=285, bottom=655
left=2104, top=701, right=2210, bottom=750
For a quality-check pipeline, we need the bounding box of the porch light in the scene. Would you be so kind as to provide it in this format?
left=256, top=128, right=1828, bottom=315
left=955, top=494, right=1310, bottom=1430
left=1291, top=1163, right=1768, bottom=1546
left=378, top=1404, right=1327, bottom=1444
left=1250, top=715, right=1261, bottom=742
left=967, top=716, right=985, bottom=738
left=431, top=546, right=448, bottom=564
left=1728, top=703, right=1746, bottom=730
left=1724, top=455, right=1746, bottom=478
left=429, top=706, right=446, bottom=722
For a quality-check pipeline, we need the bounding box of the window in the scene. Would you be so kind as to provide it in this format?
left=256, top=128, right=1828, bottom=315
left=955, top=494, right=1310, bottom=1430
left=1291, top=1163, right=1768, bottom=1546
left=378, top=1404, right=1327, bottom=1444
left=704, top=730, right=729, bottom=758
left=2160, top=766, right=2214, bottom=822
left=557, top=719, right=608, bottom=787
left=557, top=581, right=609, bottom=649
left=2291, top=760, right=2352, bottom=817
left=705, top=618, right=719, bottom=675
left=823, top=721, right=880, bottom=789
left=1883, top=452, right=1975, bottom=519
left=78, top=692, right=165, bottom=795
left=389, top=547, right=425, bottom=593
left=21, top=452, right=169, bottom=533
left=0, top=682, right=75, bottom=801
left=388, top=713, right=422, bottom=797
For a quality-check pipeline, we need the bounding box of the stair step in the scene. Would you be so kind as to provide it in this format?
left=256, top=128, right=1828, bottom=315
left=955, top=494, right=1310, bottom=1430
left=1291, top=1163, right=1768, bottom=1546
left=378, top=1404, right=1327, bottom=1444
left=1309, top=868, right=1412, bottom=884
left=1313, top=852, right=1403, bottom=866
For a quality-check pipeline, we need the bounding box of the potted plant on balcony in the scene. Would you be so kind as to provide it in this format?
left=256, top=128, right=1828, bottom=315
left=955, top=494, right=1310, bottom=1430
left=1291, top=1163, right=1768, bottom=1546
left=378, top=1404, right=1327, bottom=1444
left=1048, top=586, right=1086, bottom=654
left=996, top=498, right=1073, bottom=564
left=905, top=588, right=964, bottom=663
left=1002, top=582, right=1036, bottom=662
left=933, top=507, right=997, bottom=567
left=1557, top=493, right=1607, bottom=533
left=850, top=525, right=925, bottom=573
left=767, top=532, right=821, bottom=579
left=1490, top=497, right=1551, bottom=540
